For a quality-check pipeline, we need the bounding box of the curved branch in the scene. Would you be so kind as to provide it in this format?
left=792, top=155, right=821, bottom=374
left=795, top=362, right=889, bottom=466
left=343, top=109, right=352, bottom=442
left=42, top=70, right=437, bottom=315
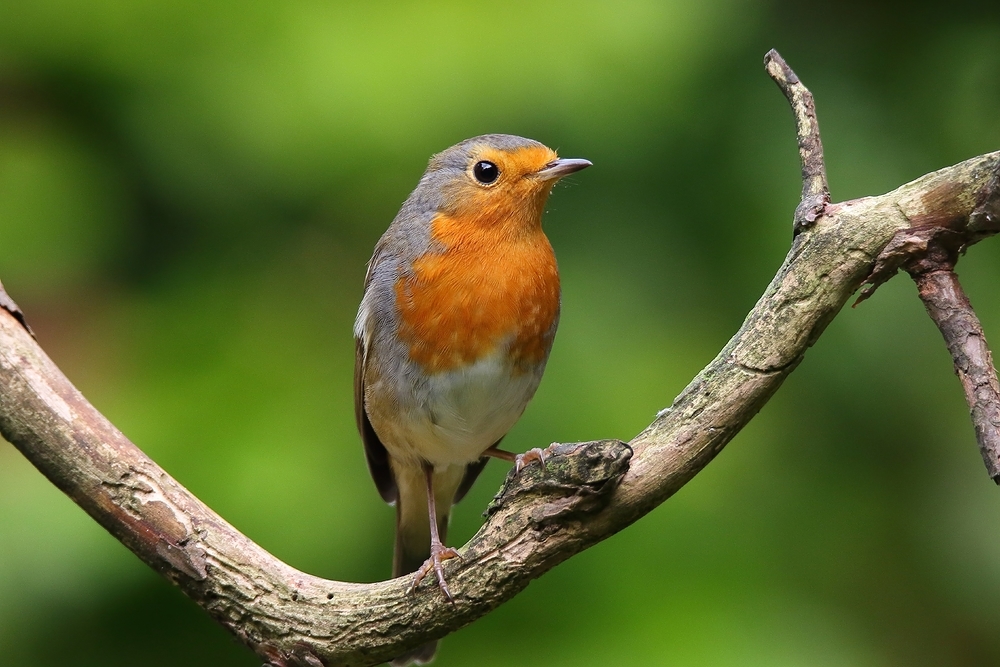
left=1, top=52, right=999, bottom=666
left=764, top=49, right=830, bottom=233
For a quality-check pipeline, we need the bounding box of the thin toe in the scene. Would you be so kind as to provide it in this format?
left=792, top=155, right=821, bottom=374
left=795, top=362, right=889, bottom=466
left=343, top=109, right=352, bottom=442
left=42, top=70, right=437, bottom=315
left=409, top=546, right=461, bottom=602
left=514, top=447, right=548, bottom=473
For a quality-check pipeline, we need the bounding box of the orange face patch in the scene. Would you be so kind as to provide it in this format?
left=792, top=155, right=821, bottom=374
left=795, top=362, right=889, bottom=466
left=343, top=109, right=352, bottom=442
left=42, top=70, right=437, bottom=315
left=394, top=214, right=560, bottom=374
left=438, top=145, right=560, bottom=230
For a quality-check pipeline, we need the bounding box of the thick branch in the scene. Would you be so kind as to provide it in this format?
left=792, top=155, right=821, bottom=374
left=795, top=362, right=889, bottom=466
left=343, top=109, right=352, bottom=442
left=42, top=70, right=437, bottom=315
left=1, top=54, right=999, bottom=666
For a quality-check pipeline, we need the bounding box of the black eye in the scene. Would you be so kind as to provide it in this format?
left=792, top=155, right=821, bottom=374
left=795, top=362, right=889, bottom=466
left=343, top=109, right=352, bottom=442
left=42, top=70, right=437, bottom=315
left=472, top=161, right=500, bottom=184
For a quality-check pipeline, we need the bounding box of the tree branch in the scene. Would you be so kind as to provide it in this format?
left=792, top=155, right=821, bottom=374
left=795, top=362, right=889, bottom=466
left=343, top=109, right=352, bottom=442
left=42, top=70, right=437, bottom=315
left=912, top=263, right=1000, bottom=481
left=1, top=51, right=999, bottom=666
left=0, top=277, right=33, bottom=338
left=764, top=49, right=830, bottom=233
left=854, top=155, right=1000, bottom=481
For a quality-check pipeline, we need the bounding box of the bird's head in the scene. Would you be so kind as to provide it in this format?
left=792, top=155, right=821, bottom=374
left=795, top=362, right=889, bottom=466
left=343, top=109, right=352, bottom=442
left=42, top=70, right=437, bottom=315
left=421, top=134, right=591, bottom=237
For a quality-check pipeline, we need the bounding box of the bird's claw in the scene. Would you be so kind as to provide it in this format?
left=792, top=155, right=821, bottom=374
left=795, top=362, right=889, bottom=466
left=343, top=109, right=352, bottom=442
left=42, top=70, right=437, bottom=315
left=514, top=446, right=551, bottom=474
left=408, top=544, right=462, bottom=603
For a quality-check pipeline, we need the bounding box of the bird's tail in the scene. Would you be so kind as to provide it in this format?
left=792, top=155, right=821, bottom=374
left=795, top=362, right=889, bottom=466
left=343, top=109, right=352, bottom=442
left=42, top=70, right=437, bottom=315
left=390, top=465, right=456, bottom=666
left=391, top=504, right=441, bottom=666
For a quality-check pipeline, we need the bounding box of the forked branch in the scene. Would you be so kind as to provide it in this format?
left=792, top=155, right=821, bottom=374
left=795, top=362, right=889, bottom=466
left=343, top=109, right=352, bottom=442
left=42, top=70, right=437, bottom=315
left=0, top=51, right=998, bottom=666
left=854, top=163, right=1000, bottom=481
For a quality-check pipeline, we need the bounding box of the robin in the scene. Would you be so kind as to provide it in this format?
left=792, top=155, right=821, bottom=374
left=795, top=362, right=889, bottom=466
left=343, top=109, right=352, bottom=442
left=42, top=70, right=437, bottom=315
left=354, top=134, right=590, bottom=664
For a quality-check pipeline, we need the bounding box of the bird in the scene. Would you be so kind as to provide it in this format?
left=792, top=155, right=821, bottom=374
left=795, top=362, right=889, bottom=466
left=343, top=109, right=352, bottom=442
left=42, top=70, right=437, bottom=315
left=354, top=133, right=590, bottom=665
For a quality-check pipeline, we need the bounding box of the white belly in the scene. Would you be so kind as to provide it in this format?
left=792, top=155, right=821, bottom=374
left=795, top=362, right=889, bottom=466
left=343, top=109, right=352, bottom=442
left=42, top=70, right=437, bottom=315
left=386, top=350, right=543, bottom=469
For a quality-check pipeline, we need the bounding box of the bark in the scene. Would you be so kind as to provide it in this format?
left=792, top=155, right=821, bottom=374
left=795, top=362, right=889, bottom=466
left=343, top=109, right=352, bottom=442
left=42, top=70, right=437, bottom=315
left=911, top=267, right=1000, bottom=480
left=0, top=51, right=998, bottom=666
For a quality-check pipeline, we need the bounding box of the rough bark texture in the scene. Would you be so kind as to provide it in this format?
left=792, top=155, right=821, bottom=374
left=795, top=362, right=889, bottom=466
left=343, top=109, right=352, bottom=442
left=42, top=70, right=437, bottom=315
left=0, top=278, right=33, bottom=337
left=912, top=268, right=1000, bottom=480
left=0, top=52, right=999, bottom=666
left=764, top=49, right=830, bottom=232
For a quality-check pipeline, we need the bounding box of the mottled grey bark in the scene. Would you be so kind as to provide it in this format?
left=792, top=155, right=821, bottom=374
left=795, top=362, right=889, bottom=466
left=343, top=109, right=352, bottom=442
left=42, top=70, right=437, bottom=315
left=0, top=52, right=998, bottom=666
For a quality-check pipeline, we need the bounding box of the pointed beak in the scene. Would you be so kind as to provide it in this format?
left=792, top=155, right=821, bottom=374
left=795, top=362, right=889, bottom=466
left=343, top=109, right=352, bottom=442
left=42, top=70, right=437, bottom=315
left=535, top=158, right=592, bottom=181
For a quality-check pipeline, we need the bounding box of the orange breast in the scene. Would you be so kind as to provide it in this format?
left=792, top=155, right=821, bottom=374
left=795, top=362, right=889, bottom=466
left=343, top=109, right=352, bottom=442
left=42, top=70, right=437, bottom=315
left=394, top=214, right=560, bottom=374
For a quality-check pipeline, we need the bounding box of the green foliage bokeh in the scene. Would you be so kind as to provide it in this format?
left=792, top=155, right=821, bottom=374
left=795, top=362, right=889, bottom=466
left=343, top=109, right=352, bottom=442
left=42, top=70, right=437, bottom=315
left=2, top=1, right=1000, bottom=665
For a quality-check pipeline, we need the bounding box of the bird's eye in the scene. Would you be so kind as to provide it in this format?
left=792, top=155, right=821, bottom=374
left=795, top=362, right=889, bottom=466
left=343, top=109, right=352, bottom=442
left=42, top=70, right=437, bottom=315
left=472, top=161, right=500, bottom=185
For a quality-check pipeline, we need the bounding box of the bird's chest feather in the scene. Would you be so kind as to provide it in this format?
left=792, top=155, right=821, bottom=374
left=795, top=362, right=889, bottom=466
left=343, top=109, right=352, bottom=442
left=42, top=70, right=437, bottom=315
left=393, top=214, right=560, bottom=375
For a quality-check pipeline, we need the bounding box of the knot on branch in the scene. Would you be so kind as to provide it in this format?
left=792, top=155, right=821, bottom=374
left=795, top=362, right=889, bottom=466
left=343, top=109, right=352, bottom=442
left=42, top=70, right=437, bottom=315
left=97, top=464, right=209, bottom=582
left=856, top=163, right=1000, bottom=304
left=854, top=227, right=965, bottom=304
left=485, top=440, right=632, bottom=524
left=795, top=192, right=832, bottom=231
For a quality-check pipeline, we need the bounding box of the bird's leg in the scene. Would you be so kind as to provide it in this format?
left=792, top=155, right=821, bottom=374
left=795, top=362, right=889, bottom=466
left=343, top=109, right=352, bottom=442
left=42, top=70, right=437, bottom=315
left=483, top=445, right=551, bottom=474
left=408, top=463, right=461, bottom=602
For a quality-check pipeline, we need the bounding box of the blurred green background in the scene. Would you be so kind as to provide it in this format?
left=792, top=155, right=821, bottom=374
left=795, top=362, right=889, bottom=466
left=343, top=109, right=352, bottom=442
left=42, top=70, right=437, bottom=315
left=1, top=0, right=1000, bottom=665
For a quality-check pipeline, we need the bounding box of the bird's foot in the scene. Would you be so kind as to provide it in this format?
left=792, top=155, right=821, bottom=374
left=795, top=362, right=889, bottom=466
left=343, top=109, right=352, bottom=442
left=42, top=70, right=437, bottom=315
left=514, top=444, right=557, bottom=474
left=484, top=444, right=556, bottom=474
left=408, top=543, right=462, bottom=603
